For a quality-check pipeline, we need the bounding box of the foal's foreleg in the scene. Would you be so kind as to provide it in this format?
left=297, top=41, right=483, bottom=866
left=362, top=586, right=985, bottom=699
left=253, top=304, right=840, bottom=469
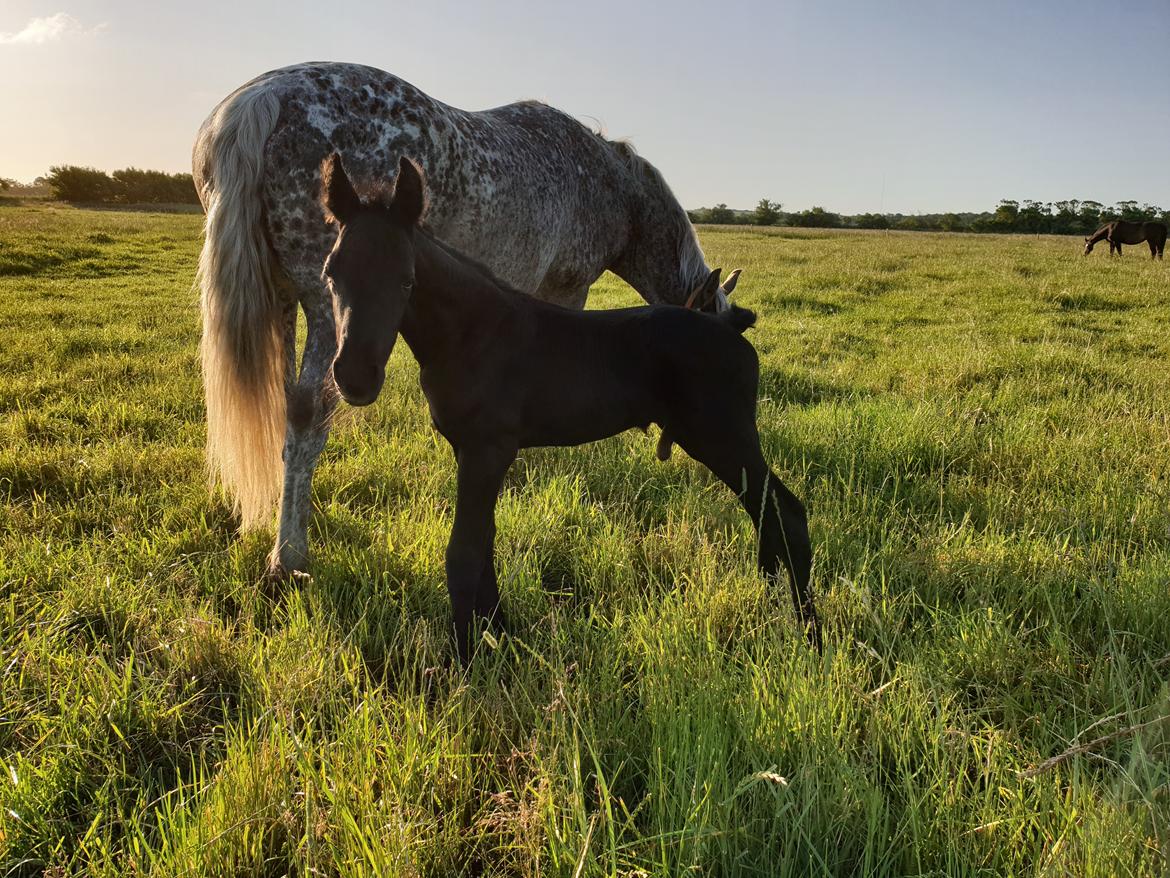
left=269, top=296, right=338, bottom=576
left=447, top=443, right=516, bottom=663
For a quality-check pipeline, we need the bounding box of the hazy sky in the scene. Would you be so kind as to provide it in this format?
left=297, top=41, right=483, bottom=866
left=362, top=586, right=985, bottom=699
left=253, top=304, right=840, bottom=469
left=2, top=0, right=1168, bottom=213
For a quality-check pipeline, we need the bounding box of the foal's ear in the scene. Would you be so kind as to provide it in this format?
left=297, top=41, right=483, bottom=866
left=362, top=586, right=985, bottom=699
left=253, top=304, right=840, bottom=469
left=391, top=156, right=428, bottom=225
left=720, top=268, right=742, bottom=297
left=321, top=153, right=361, bottom=225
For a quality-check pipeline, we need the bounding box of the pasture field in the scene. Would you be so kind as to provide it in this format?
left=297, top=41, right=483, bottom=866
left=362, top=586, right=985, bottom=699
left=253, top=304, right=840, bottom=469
left=1, top=201, right=1169, bottom=877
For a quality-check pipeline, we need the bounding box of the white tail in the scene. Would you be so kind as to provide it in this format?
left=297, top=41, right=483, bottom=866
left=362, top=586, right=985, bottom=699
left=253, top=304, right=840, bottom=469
left=195, top=84, right=285, bottom=530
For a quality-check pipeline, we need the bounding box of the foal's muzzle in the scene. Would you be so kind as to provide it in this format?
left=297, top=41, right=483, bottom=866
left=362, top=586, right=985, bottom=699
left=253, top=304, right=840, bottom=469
left=331, top=356, right=384, bottom=407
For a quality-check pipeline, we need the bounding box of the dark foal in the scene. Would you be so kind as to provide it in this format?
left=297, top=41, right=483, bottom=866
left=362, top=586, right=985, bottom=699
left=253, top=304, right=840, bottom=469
left=320, top=154, right=820, bottom=662
left=1084, top=220, right=1167, bottom=259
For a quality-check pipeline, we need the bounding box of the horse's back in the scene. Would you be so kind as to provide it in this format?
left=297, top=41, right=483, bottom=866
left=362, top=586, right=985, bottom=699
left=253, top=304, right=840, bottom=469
left=197, top=62, right=631, bottom=296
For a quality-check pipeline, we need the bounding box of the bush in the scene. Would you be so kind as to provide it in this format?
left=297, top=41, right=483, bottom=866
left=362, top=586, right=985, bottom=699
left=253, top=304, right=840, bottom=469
left=46, top=165, right=117, bottom=202
left=45, top=165, right=199, bottom=204
left=112, top=168, right=199, bottom=204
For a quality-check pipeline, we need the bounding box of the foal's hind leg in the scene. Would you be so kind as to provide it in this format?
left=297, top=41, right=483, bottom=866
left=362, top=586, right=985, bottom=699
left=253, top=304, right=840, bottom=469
left=672, top=425, right=820, bottom=651
left=269, top=286, right=338, bottom=577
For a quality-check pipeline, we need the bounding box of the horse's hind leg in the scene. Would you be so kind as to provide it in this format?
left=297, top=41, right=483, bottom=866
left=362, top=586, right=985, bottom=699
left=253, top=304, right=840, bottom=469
left=269, top=285, right=338, bottom=577
left=672, top=422, right=820, bottom=651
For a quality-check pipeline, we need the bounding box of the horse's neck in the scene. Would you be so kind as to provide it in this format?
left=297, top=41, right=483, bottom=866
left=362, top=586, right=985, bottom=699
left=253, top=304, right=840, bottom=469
left=1091, top=224, right=1114, bottom=242
left=400, top=232, right=511, bottom=367
left=613, top=190, right=707, bottom=305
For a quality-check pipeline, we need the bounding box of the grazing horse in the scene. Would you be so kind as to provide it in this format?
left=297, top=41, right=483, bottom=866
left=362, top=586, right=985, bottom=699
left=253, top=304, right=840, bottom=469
left=192, top=62, right=739, bottom=577
left=320, top=153, right=820, bottom=662
left=1083, top=220, right=1167, bottom=258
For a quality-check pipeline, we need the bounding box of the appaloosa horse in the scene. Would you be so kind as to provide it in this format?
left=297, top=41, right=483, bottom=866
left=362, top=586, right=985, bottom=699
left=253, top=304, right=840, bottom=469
left=1083, top=220, right=1167, bottom=258
left=319, top=154, right=820, bottom=661
left=192, top=62, right=738, bottom=577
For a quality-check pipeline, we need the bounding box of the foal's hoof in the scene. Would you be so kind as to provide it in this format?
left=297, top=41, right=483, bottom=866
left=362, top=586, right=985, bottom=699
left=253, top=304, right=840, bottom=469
left=804, top=618, right=823, bottom=655
left=655, top=430, right=673, bottom=461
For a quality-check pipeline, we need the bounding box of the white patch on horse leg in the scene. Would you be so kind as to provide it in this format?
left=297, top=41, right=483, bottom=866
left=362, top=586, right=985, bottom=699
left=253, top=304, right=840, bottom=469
left=270, top=296, right=338, bottom=574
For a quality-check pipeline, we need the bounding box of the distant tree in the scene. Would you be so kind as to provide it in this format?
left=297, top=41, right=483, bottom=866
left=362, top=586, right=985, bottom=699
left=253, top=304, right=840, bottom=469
left=990, top=199, right=1019, bottom=231
left=854, top=213, right=890, bottom=230
left=0, top=177, right=14, bottom=191
left=707, top=203, right=735, bottom=224
left=1017, top=200, right=1051, bottom=234
left=939, top=213, right=965, bottom=232
left=792, top=206, right=841, bottom=228
left=1050, top=200, right=1080, bottom=235
left=46, top=165, right=117, bottom=202
left=753, top=198, right=782, bottom=226
left=1116, top=200, right=1141, bottom=222
left=896, top=215, right=922, bottom=231
left=1078, top=200, right=1105, bottom=233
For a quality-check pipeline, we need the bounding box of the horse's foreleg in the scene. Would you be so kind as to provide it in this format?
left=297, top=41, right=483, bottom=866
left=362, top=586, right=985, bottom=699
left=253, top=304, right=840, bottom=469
left=446, top=442, right=515, bottom=663
left=269, top=296, right=338, bottom=577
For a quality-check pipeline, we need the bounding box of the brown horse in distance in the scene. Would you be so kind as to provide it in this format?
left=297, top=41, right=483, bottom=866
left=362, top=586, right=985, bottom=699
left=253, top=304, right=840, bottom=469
left=1084, top=220, right=1167, bottom=258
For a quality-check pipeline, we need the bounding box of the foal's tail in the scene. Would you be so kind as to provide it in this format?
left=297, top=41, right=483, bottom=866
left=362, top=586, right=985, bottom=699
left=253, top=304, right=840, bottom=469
left=194, top=82, right=285, bottom=530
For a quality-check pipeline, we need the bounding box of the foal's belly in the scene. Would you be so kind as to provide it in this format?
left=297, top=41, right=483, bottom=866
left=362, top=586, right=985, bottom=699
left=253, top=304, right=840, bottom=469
left=518, top=413, right=650, bottom=449
left=517, top=367, right=657, bottom=448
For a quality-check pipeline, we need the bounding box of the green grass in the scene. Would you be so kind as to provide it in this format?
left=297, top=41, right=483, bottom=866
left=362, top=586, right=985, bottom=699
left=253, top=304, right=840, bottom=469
left=1, top=202, right=1168, bottom=876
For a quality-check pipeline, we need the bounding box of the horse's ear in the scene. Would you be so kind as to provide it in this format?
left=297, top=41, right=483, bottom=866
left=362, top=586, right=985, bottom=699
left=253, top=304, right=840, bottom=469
left=392, top=156, right=428, bottom=225
left=321, top=153, right=360, bottom=224
left=721, top=268, right=742, bottom=297
left=686, top=268, right=722, bottom=309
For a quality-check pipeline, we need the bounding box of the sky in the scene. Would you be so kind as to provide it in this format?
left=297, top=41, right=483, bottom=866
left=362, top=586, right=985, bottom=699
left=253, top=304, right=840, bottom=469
left=1, top=0, right=1168, bottom=214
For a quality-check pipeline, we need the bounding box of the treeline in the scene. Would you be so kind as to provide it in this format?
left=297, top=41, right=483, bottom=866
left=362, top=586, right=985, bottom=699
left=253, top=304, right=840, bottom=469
left=40, top=165, right=200, bottom=204
left=689, top=198, right=1169, bottom=234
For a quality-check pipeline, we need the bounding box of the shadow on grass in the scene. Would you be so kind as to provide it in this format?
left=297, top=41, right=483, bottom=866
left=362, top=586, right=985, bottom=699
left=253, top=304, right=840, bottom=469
left=758, top=366, right=867, bottom=407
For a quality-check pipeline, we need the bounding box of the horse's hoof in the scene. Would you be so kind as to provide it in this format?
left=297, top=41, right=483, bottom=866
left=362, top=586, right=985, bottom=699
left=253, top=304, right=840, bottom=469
left=261, top=564, right=311, bottom=598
